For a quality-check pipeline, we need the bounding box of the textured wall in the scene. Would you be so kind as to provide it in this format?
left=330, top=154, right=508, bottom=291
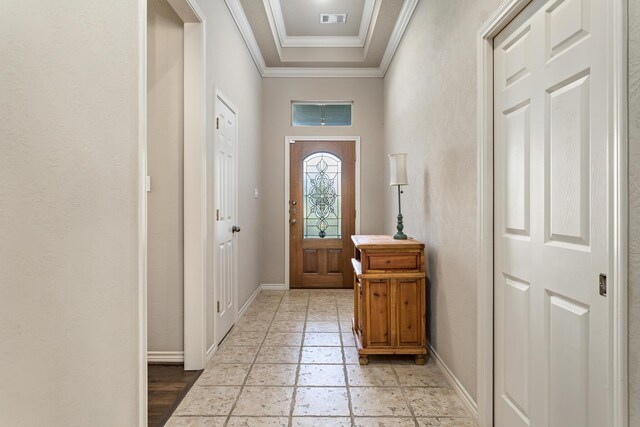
left=195, top=0, right=264, bottom=349
left=0, top=0, right=140, bottom=425
left=383, top=0, right=502, bottom=401
left=629, top=0, right=639, bottom=423
left=147, top=0, right=184, bottom=353
left=260, top=77, right=386, bottom=284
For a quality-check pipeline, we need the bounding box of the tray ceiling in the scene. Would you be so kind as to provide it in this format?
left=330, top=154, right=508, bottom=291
left=226, top=0, right=420, bottom=77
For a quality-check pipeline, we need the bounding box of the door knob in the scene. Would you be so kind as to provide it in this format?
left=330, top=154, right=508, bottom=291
left=289, top=219, right=297, bottom=224
left=232, top=226, right=241, bottom=233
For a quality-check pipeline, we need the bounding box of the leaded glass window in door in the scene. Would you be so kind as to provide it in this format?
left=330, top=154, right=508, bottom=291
left=303, top=152, right=341, bottom=239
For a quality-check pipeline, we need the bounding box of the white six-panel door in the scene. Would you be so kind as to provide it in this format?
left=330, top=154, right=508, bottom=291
left=493, top=0, right=610, bottom=426
left=215, top=96, right=237, bottom=344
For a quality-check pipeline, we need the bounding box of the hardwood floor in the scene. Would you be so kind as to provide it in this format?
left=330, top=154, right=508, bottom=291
left=148, top=364, right=202, bottom=427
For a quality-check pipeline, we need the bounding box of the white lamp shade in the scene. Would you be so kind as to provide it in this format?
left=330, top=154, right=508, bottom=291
left=389, top=153, right=408, bottom=186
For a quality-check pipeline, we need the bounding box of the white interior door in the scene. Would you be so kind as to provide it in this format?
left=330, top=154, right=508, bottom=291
left=215, top=96, right=238, bottom=344
left=493, top=0, right=610, bottom=426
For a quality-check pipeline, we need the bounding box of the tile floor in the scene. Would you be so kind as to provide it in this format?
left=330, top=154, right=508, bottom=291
left=168, top=290, right=477, bottom=427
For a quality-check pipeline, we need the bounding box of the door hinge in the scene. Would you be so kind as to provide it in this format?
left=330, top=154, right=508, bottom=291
left=216, top=209, right=220, bottom=221
left=599, top=273, right=607, bottom=297
left=216, top=117, right=219, bottom=129
left=217, top=301, right=220, bottom=313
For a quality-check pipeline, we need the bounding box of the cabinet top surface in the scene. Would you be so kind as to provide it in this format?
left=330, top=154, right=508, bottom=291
left=351, top=235, right=425, bottom=249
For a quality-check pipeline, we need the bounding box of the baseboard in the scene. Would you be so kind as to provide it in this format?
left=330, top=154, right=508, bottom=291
left=147, top=350, right=184, bottom=364
left=206, top=343, right=217, bottom=363
left=237, top=285, right=262, bottom=320
left=261, top=283, right=286, bottom=290
left=428, top=344, right=478, bottom=419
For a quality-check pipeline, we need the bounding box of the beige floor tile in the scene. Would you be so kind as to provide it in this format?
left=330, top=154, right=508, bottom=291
left=393, top=362, right=449, bottom=387
left=256, top=346, right=301, bottom=364
left=242, top=310, right=276, bottom=322
left=354, top=417, right=417, bottom=427
left=343, top=347, right=361, bottom=364
left=300, top=346, right=344, bottom=364
left=165, top=416, right=227, bottom=426
left=223, top=331, right=267, bottom=347
left=233, top=319, right=271, bottom=333
left=292, top=417, right=352, bottom=427
left=174, top=386, right=240, bottom=416
left=227, top=416, right=289, bottom=426
left=208, top=346, right=259, bottom=365
left=293, top=387, right=350, bottom=416
left=341, top=332, right=357, bottom=346
left=274, top=311, right=307, bottom=321
left=277, top=301, right=309, bottom=311
left=306, top=313, right=340, bottom=322
left=265, top=332, right=304, bottom=346
left=304, top=332, right=342, bottom=346
left=350, top=387, right=411, bottom=417
left=269, top=320, right=306, bottom=332
left=298, top=364, right=346, bottom=386
left=346, top=365, right=399, bottom=386
left=197, top=364, right=250, bottom=386
left=305, top=321, right=340, bottom=332
left=417, top=418, right=478, bottom=426
left=246, top=364, right=298, bottom=386
left=232, top=386, right=294, bottom=416
left=339, top=320, right=354, bottom=331
left=404, top=388, right=468, bottom=417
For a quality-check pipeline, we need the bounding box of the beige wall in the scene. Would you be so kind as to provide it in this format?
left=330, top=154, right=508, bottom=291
left=147, top=0, right=184, bottom=353
left=0, top=0, right=140, bottom=425
left=194, top=0, right=264, bottom=349
left=383, top=0, right=502, bottom=401
left=629, top=0, right=639, bottom=423
left=260, top=77, right=386, bottom=284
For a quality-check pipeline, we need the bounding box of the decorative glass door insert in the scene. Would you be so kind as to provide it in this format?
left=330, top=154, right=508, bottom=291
left=289, top=141, right=356, bottom=288
left=303, top=152, right=341, bottom=239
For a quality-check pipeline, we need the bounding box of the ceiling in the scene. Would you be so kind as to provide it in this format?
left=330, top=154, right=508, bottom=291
left=226, top=0, right=420, bottom=77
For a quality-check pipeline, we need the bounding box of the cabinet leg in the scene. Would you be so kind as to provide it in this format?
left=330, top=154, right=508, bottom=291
left=414, top=354, right=426, bottom=365
left=358, top=355, right=369, bottom=365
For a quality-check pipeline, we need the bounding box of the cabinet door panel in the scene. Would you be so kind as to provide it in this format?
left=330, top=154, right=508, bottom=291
left=397, top=280, right=422, bottom=346
left=367, top=280, right=391, bottom=346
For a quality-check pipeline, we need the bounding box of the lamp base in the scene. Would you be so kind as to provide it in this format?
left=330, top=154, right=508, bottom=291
left=394, top=212, right=407, bottom=240
left=393, top=231, right=408, bottom=240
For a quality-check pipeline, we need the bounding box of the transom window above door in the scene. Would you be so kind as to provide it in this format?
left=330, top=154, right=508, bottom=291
left=292, top=102, right=352, bottom=127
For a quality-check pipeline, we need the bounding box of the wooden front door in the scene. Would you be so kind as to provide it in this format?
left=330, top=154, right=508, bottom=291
left=289, top=141, right=356, bottom=288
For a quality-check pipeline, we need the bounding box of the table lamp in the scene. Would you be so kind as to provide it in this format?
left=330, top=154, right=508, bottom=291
left=389, top=153, right=408, bottom=240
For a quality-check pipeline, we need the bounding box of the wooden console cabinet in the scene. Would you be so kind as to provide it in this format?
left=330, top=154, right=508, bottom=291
left=351, top=235, right=427, bottom=365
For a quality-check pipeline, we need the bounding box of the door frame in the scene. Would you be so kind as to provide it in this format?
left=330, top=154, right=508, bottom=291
left=475, top=1, right=629, bottom=427
left=138, top=0, right=207, bottom=424
left=213, top=88, right=240, bottom=345
left=283, top=136, right=361, bottom=289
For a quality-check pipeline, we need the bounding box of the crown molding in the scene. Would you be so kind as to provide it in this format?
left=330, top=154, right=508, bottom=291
left=225, top=0, right=418, bottom=78
left=265, top=0, right=375, bottom=48
left=262, top=66, right=383, bottom=78
left=378, top=0, right=419, bottom=75
left=224, top=0, right=267, bottom=72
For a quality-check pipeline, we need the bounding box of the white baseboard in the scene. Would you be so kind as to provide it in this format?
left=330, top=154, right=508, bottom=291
left=206, top=343, right=217, bottom=363
left=147, top=350, right=184, bottom=364
left=428, top=344, right=478, bottom=419
left=261, top=283, right=286, bottom=290
left=237, top=285, right=262, bottom=320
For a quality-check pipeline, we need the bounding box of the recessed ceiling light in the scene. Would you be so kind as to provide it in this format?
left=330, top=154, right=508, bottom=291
left=320, top=13, right=347, bottom=24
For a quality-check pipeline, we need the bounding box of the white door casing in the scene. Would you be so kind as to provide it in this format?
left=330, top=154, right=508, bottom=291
left=214, top=94, right=238, bottom=344
left=493, top=0, right=610, bottom=426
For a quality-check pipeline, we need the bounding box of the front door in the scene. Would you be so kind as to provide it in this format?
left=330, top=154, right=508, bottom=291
left=215, top=96, right=238, bottom=343
left=493, top=0, right=610, bottom=426
left=289, top=141, right=356, bottom=288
